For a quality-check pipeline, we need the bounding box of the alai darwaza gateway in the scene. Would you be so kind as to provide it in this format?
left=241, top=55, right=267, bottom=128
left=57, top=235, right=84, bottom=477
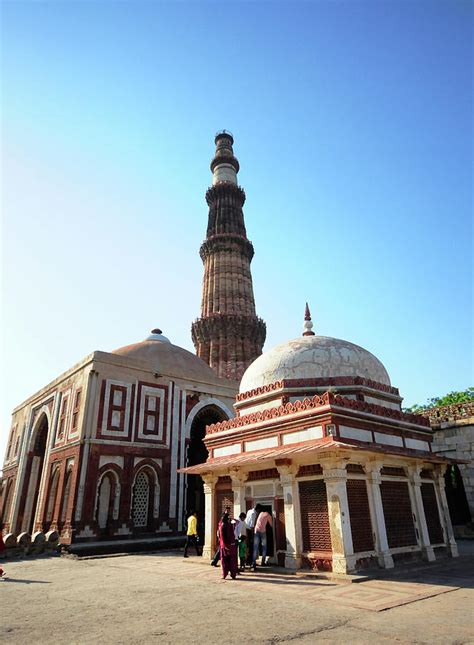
left=181, top=305, right=459, bottom=574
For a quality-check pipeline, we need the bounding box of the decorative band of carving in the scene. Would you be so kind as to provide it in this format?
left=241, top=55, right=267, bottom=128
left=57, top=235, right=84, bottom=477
left=199, top=234, right=254, bottom=261
left=418, top=401, right=474, bottom=424
left=236, top=376, right=399, bottom=402
left=206, top=391, right=430, bottom=435
left=191, top=315, right=266, bottom=345
left=205, top=183, right=246, bottom=206
left=210, top=154, right=240, bottom=174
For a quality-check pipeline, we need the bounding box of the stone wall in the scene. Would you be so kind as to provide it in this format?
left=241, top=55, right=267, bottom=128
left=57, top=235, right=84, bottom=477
left=425, top=403, right=474, bottom=521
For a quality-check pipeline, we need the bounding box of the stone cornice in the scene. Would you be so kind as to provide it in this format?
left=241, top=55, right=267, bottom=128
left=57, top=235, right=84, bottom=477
left=199, top=234, right=254, bottom=261
left=236, top=376, right=400, bottom=403
left=207, top=391, right=430, bottom=436
left=205, top=183, right=246, bottom=206
left=418, top=401, right=474, bottom=426
left=192, top=314, right=266, bottom=344
left=210, top=154, right=240, bottom=174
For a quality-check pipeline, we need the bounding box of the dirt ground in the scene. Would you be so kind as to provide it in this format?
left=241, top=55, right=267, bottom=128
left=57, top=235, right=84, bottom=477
left=1, top=543, right=473, bottom=644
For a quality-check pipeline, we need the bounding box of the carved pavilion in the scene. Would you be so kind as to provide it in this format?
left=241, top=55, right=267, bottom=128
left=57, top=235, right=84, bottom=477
left=181, top=308, right=459, bottom=573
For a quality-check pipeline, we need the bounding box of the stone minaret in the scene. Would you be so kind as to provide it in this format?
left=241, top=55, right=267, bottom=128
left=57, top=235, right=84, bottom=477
left=191, top=131, right=266, bottom=381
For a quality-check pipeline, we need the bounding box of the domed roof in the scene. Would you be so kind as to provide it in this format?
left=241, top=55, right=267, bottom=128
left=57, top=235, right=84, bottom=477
left=239, top=307, right=390, bottom=394
left=112, top=329, right=220, bottom=382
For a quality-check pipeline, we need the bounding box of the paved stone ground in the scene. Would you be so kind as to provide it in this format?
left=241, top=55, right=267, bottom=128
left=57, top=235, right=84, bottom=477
left=1, top=543, right=473, bottom=644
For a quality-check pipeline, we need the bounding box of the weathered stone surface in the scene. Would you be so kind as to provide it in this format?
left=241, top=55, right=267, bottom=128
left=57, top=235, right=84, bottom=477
left=3, top=533, right=17, bottom=549
left=45, top=530, right=59, bottom=544
left=16, top=532, right=31, bottom=546
left=192, top=133, right=266, bottom=380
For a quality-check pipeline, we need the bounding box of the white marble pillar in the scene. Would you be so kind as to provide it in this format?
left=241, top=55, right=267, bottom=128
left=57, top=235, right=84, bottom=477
left=322, top=463, right=356, bottom=574
left=201, top=474, right=218, bottom=560
left=276, top=464, right=302, bottom=569
left=365, top=462, right=394, bottom=569
left=434, top=466, right=459, bottom=558
left=230, top=471, right=247, bottom=519
left=407, top=465, right=436, bottom=561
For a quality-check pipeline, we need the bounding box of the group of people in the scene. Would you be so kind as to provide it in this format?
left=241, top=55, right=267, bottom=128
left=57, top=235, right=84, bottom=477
left=184, top=504, right=273, bottom=580
left=214, top=503, right=273, bottom=579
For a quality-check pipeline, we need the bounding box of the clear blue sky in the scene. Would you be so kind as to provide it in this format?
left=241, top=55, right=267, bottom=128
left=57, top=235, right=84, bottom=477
left=1, top=0, right=472, bottom=459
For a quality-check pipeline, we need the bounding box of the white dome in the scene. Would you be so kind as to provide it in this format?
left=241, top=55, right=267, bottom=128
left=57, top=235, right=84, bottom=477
left=240, top=335, right=390, bottom=393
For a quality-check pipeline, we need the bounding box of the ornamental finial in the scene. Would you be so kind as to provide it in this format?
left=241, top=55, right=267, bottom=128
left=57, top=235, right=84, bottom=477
left=302, top=302, right=315, bottom=336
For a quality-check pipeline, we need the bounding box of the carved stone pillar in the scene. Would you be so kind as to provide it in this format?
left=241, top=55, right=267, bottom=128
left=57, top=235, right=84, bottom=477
left=365, top=461, right=394, bottom=569
left=407, top=465, right=436, bottom=561
left=322, top=463, right=356, bottom=574
left=230, top=471, right=247, bottom=519
left=434, top=465, right=458, bottom=558
left=201, top=474, right=218, bottom=560
left=276, top=464, right=303, bottom=569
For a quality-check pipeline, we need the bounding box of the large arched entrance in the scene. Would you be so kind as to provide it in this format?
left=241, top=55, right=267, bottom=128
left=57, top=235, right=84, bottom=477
left=22, top=414, right=49, bottom=534
left=445, top=464, right=471, bottom=526
left=185, top=405, right=228, bottom=528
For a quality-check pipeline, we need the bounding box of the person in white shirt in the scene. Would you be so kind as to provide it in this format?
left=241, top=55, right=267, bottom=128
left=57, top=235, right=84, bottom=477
left=245, top=504, right=262, bottom=565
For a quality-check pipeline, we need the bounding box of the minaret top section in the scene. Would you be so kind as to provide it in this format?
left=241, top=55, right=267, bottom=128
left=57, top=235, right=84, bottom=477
left=211, top=130, right=240, bottom=185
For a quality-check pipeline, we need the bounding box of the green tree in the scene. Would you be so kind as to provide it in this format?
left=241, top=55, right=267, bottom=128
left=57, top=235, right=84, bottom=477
left=403, top=387, right=474, bottom=413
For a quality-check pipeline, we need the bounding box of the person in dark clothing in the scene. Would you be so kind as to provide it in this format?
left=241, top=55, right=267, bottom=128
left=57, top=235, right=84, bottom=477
left=218, top=512, right=238, bottom=580
left=211, top=506, right=231, bottom=566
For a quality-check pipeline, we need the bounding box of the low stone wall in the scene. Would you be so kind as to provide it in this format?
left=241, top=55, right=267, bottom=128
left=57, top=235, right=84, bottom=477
left=1, top=530, right=60, bottom=559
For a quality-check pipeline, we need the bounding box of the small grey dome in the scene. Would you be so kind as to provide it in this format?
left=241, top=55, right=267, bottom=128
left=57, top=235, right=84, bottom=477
left=240, top=335, right=390, bottom=394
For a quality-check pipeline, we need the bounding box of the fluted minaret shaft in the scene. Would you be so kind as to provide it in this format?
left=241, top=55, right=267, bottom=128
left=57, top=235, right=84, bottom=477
left=192, top=132, right=266, bottom=381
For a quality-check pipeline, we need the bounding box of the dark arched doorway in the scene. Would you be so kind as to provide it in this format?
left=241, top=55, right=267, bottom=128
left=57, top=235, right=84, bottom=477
left=22, top=414, right=49, bottom=534
left=445, top=464, right=471, bottom=525
left=186, top=405, right=228, bottom=533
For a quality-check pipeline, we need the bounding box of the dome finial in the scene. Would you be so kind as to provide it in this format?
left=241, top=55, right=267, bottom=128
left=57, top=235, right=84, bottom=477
left=302, top=302, right=315, bottom=336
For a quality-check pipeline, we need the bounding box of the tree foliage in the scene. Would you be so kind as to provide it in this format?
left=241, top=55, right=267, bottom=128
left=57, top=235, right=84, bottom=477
left=403, top=387, right=474, bottom=413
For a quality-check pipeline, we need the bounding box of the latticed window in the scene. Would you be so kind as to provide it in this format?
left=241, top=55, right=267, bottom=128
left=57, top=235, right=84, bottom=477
left=2, top=479, right=14, bottom=524
left=60, top=470, right=73, bottom=523
left=299, top=479, right=331, bottom=551
left=421, top=482, right=444, bottom=544
left=132, top=471, right=150, bottom=527
left=380, top=480, right=417, bottom=547
left=46, top=468, right=60, bottom=522
left=347, top=479, right=374, bottom=552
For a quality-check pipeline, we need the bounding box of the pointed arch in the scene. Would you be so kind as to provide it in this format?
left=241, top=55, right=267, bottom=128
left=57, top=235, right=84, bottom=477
left=131, top=463, right=161, bottom=530
left=185, top=398, right=233, bottom=439
left=60, top=466, right=74, bottom=524
left=95, top=469, right=121, bottom=530
left=45, top=465, right=61, bottom=524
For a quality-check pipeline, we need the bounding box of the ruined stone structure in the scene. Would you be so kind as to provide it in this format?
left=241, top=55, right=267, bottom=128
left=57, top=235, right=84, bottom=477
left=422, top=402, right=474, bottom=532
left=192, top=131, right=266, bottom=381
left=181, top=307, right=459, bottom=573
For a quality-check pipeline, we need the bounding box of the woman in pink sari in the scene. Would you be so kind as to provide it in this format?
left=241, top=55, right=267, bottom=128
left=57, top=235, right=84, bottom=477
left=218, top=513, right=238, bottom=580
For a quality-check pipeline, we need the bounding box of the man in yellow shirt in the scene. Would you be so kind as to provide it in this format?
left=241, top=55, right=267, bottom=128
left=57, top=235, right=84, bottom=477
left=184, top=511, right=200, bottom=558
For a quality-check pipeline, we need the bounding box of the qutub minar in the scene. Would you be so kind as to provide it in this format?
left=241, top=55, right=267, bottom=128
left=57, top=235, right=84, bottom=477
left=192, top=131, right=266, bottom=381
left=0, top=131, right=463, bottom=574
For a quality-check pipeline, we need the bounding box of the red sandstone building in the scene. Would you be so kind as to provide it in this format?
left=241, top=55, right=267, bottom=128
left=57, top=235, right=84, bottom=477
left=0, top=134, right=461, bottom=569
left=0, top=132, right=262, bottom=550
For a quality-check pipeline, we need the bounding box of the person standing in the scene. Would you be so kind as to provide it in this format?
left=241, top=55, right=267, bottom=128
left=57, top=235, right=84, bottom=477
left=211, top=506, right=231, bottom=566
left=184, top=511, right=200, bottom=558
left=218, top=512, right=238, bottom=580
left=252, top=507, right=272, bottom=570
left=245, top=503, right=261, bottom=565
